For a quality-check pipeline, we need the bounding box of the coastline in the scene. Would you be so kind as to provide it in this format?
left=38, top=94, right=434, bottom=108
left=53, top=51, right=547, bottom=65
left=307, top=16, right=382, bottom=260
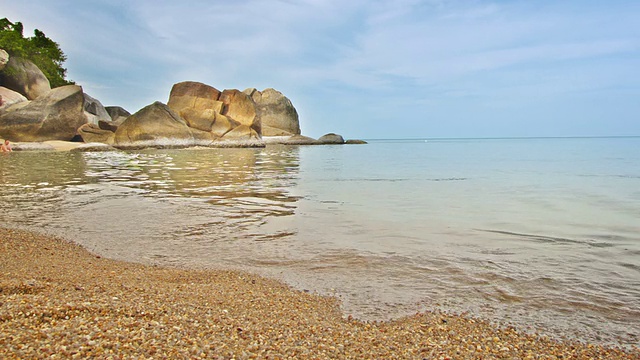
left=1, top=227, right=637, bottom=359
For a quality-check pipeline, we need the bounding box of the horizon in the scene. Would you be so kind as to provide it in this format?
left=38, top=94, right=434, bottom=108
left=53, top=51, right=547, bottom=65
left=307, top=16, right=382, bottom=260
left=2, top=1, right=639, bottom=139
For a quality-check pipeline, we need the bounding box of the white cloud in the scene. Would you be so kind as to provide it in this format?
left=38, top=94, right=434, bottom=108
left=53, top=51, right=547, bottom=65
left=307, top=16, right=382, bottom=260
left=1, top=0, right=639, bottom=137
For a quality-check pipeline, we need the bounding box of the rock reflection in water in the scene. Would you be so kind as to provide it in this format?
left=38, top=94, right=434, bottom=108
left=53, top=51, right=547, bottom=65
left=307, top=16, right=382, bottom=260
left=0, top=146, right=302, bottom=263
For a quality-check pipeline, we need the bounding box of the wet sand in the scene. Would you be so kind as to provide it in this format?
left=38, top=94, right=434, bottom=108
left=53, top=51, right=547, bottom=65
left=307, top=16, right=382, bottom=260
left=1, top=227, right=637, bottom=359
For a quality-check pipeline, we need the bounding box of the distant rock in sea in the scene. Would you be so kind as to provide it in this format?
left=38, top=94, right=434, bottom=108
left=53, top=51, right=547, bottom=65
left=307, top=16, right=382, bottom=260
left=0, top=49, right=361, bottom=149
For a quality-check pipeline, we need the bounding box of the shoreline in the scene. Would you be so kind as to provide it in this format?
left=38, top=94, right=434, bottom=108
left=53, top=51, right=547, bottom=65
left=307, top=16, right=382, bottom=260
left=1, top=227, right=638, bottom=358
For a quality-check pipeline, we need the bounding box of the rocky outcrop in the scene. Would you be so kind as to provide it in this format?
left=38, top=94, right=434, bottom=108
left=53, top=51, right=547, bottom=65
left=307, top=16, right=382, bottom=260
left=219, top=89, right=259, bottom=133
left=83, top=93, right=111, bottom=125
left=105, top=106, right=131, bottom=126
left=345, top=139, right=368, bottom=144
left=0, top=49, right=8, bottom=71
left=0, top=85, right=88, bottom=142
left=0, top=56, right=51, bottom=100
left=245, top=88, right=300, bottom=136
left=77, top=123, right=116, bottom=145
left=318, top=133, right=345, bottom=144
left=0, top=86, right=28, bottom=108
left=167, top=81, right=223, bottom=132
left=166, top=81, right=261, bottom=143
left=114, top=101, right=194, bottom=149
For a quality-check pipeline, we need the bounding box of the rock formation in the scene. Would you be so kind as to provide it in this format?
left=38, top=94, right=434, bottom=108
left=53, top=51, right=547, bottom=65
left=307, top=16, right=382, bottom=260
left=105, top=106, right=131, bottom=126
left=114, top=101, right=194, bottom=149
left=0, top=50, right=361, bottom=149
left=0, top=85, right=88, bottom=142
left=77, top=123, right=116, bottom=145
left=83, top=93, right=111, bottom=125
left=167, top=81, right=223, bottom=132
left=318, top=133, right=345, bottom=144
left=219, top=89, right=258, bottom=131
left=0, top=56, right=51, bottom=100
left=0, top=87, right=28, bottom=108
left=166, top=81, right=260, bottom=143
left=245, top=88, right=300, bottom=136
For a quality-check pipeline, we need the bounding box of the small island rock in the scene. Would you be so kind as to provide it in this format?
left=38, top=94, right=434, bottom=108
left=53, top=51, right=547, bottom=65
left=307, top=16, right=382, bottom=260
left=318, top=133, right=345, bottom=144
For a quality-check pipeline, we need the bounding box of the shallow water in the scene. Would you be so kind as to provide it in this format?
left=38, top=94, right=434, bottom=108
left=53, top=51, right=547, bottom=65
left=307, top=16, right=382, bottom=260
left=1, top=137, right=639, bottom=347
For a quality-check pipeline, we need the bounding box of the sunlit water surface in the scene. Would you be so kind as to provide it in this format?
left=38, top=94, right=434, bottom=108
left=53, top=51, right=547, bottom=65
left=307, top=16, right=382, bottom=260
left=1, top=137, right=639, bottom=347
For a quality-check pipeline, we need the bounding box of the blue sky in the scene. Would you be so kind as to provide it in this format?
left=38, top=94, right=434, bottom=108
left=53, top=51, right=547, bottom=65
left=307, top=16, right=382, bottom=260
left=2, top=0, right=639, bottom=139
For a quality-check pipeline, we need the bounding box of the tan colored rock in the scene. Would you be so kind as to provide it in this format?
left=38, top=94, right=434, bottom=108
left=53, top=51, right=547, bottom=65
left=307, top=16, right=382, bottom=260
left=210, top=113, right=236, bottom=137
left=77, top=123, right=116, bottom=145
left=191, top=128, right=216, bottom=145
left=114, top=101, right=194, bottom=148
left=0, top=85, right=87, bottom=142
left=219, top=89, right=259, bottom=131
left=221, top=124, right=260, bottom=141
left=167, top=81, right=223, bottom=129
left=0, top=56, right=51, bottom=100
left=180, top=107, right=217, bottom=132
left=318, top=133, right=345, bottom=144
left=248, top=88, right=300, bottom=136
left=0, top=86, right=28, bottom=108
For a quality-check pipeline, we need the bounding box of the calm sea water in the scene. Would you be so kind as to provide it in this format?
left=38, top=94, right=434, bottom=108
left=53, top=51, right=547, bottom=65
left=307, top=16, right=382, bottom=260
left=1, top=137, right=639, bottom=347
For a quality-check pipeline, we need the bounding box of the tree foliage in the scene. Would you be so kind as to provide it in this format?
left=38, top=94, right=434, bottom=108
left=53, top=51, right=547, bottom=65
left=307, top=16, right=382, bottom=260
left=0, top=18, right=73, bottom=87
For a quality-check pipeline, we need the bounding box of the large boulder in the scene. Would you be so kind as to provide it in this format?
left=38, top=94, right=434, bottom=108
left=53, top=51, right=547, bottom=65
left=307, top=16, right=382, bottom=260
left=220, top=124, right=260, bottom=141
left=210, top=113, right=236, bottom=137
left=0, top=49, right=8, bottom=71
left=0, top=85, right=88, bottom=142
left=114, top=101, right=194, bottom=148
left=0, top=86, right=28, bottom=108
left=77, top=123, right=115, bottom=145
left=245, top=88, right=300, bottom=136
left=167, top=81, right=223, bottom=131
left=0, top=56, right=51, bottom=100
left=318, top=133, right=345, bottom=144
left=219, top=89, right=259, bottom=133
left=83, top=93, right=111, bottom=125
left=105, top=106, right=131, bottom=126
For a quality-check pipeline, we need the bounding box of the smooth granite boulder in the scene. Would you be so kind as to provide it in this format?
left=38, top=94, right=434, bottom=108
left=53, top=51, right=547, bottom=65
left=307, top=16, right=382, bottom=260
left=77, top=123, right=115, bottom=145
left=220, top=124, right=260, bottom=141
left=0, top=85, right=88, bottom=142
left=83, top=93, right=111, bottom=125
left=318, top=133, right=345, bottom=144
left=167, top=81, right=223, bottom=131
left=245, top=88, right=300, bottom=136
left=98, top=120, right=118, bottom=132
left=0, top=49, right=8, bottom=71
left=219, top=89, right=259, bottom=132
left=114, top=101, right=194, bottom=148
left=0, top=56, right=51, bottom=100
left=0, top=86, right=28, bottom=108
left=210, top=113, right=236, bottom=138
left=105, top=106, right=131, bottom=126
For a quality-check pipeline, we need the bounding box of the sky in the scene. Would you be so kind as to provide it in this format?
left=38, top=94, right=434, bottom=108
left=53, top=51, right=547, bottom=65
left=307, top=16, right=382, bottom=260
left=2, top=0, right=639, bottom=139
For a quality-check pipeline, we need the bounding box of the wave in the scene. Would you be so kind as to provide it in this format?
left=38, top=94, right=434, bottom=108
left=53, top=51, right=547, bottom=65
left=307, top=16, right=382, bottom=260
left=474, top=229, right=618, bottom=248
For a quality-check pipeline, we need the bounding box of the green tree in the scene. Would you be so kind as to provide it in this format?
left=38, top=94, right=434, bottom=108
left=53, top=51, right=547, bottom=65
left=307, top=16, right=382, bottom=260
left=0, top=18, right=73, bottom=87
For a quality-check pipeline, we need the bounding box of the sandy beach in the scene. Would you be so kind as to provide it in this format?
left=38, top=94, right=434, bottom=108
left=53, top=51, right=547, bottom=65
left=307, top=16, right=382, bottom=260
left=1, top=227, right=637, bottom=359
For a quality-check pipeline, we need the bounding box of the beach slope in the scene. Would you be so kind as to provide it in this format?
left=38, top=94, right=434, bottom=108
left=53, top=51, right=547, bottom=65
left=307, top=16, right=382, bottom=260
left=1, top=227, right=637, bottom=359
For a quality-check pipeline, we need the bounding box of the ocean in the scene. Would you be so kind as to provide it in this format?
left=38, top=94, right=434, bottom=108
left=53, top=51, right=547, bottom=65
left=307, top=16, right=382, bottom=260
left=1, top=137, right=639, bottom=347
